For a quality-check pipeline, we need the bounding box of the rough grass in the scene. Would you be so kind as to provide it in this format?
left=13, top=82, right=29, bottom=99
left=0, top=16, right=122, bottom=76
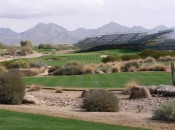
left=24, top=72, right=171, bottom=88
left=0, top=109, right=147, bottom=130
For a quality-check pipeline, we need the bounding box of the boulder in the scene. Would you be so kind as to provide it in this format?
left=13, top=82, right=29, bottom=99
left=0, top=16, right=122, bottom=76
left=23, top=94, right=41, bottom=104
left=129, top=86, right=152, bottom=99
left=150, top=85, right=175, bottom=97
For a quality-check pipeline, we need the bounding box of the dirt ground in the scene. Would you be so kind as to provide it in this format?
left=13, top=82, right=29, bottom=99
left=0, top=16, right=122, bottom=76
left=0, top=89, right=175, bottom=130
left=0, top=52, right=43, bottom=62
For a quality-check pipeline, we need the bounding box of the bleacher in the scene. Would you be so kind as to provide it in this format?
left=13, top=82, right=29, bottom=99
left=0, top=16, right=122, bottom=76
left=76, top=29, right=175, bottom=50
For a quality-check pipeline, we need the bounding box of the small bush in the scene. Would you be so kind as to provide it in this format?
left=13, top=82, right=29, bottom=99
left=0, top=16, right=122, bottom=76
left=139, top=49, right=159, bottom=58
left=128, top=66, right=137, bottom=72
left=0, top=60, right=13, bottom=69
left=144, top=57, right=156, bottom=63
left=138, top=65, right=149, bottom=71
left=153, top=102, right=175, bottom=121
left=83, top=65, right=95, bottom=74
left=122, top=79, right=139, bottom=95
left=121, top=55, right=140, bottom=61
left=129, top=86, right=151, bottom=99
left=66, top=61, right=82, bottom=66
left=148, top=64, right=167, bottom=71
left=158, top=56, right=175, bottom=62
left=27, top=84, right=41, bottom=92
left=111, top=64, right=121, bottom=73
left=30, top=60, right=47, bottom=68
left=102, top=55, right=120, bottom=63
left=122, top=61, right=139, bottom=72
left=49, top=66, right=84, bottom=75
left=0, top=66, right=7, bottom=74
left=19, top=69, right=39, bottom=76
left=48, top=66, right=62, bottom=74
left=9, top=59, right=29, bottom=69
left=0, top=70, right=25, bottom=104
left=82, top=90, right=119, bottom=112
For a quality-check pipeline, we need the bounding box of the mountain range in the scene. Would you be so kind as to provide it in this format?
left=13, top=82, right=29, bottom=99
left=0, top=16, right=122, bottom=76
left=0, top=21, right=174, bottom=45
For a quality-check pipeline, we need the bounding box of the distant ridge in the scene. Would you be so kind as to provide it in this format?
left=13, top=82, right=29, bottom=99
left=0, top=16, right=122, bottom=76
left=0, top=21, right=172, bottom=45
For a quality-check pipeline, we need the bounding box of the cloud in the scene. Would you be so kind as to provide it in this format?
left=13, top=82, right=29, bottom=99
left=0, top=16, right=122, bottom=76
left=0, top=0, right=105, bottom=19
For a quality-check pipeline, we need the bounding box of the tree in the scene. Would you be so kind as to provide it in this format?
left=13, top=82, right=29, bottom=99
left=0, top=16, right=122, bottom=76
left=21, top=46, right=33, bottom=55
left=20, top=40, right=33, bottom=47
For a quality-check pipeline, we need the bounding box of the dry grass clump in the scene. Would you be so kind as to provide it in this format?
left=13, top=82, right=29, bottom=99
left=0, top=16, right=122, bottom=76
left=122, top=60, right=139, bottom=72
left=144, top=57, right=156, bottom=63
left=138, top=64, right=149, bottom=71
left=122, top=79, right=139, bottom=95
left=111, top=63, right=121, bottom=73
left=148, top=64, right=167, bottom=71
left=0, top=65, right=7, bottom=74
left=55, top=88, right=64, bottom=93
left=27, top=84, right=41, bottom=92
left=83, top=65, right=96, bottom=74
left=158, top=56, right=175, bottom=62
left=128, top=66, right=137, bottom=72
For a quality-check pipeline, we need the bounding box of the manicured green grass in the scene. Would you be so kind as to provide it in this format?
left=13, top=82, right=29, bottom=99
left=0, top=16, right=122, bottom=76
left=26, top=49, right=140, bottom=66
left=0, top=109, right=147, bottom=130
left=33, top=48, right=52, bottom=53
left=96, top=49, right=140, bottom=55
left=24, top=72, right=171, bottom=88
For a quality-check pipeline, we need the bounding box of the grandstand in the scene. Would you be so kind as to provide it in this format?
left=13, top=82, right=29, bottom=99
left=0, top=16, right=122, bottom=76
left=76, top=29, right=175, bottom=51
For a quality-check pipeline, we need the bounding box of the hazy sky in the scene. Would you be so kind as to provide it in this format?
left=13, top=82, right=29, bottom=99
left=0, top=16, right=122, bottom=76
left=0, top=0, right=175, bottom=32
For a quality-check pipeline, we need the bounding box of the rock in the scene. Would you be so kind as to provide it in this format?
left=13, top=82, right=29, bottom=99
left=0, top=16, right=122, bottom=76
left=23, top=94, right=42, bottom=104
left=129, top=86, right=152, bottom=99
left=149, top=85, right=175, bottom=97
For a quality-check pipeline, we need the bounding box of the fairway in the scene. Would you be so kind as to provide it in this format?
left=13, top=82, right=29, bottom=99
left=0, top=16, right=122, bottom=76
left=0, top=109, right=147, bottom=130
left=24, top=72, right=171, bottom=88
left=26, top=49, right=140, bottom=66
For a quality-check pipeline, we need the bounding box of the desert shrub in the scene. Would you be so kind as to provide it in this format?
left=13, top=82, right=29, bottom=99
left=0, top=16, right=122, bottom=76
left=0, top=66, right=7, bottom=74
left=48, top=66, right=62, bottom=74
left=49, top=66, right=84, bottom=75
left=19, top=70, right=39, bottom=76
left=83, top=65, right=95, bottom=74
left=111, top=64, right=121, bottom=73
left=138, top=65, right=149, bottom=71
left=9, top=59, right=29, bottom=69
left=128, top=66, right=137, bottom=72
left=66, top=60, right=82, bottom=66
left=82, top=90, right=119, bottom=112
left=148, top=64, right=167, bottom=71
left=27, top=84, right=41, bottom=92
left=102, top=55, right=120, bottom=63
left=158, top=56, right=175, bottom=62
left=129, top=86, right=151, bottom=99
left=140, top=50, right=175, bottom=59
left=144, top=57, right=156, bottom=63
left=122, top=79, right=139, bottom=95
left=0, top=60, right=13, bottom=69
left=30, top=60, right=47, bottom=68
left=0, top=70, right=25, bottom=104
left=122, top=61, right=139, bottom=72
left=121, top=54, right=140, bottom=61
left=139, top=49, right=159, bottom=58
left=153, top=102, right=175, bottom=121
